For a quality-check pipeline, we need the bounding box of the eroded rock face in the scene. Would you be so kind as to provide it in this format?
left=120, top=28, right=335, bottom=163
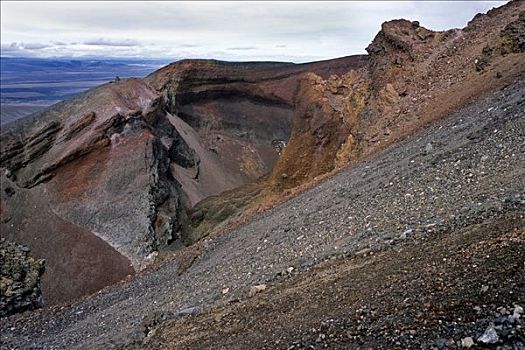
left=1, top=80, right=174, bottom=304
left=476, top=10, right=525, bottom=71
left=366, top=19, right=435, bottom=91
left=0, top=57, right=366, bottom=305
left=0, top=239, right=45, bottom=317
left=186, top=0, right=525, bottom=241
left=267, top=71, right=367, bottom=192
left=0, top=79, right=178, bottom=270
left=2, top=1, right=524, bottom=309
left=499, top=11, right=525, bottom=54
left=145, top=58, right=366, bottom=205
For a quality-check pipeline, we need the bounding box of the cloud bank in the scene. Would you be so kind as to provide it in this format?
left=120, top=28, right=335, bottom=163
left=0, top=1, right=507, bottom=62
left=83, top=38, right=140, bottom=47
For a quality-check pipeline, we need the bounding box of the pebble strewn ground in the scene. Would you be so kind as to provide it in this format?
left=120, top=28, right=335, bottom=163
left=0, top=77, right=523, bottom=349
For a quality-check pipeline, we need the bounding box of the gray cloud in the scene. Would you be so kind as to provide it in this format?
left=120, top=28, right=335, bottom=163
left=22, top=43, right=51, bottom=50
left=227, top=46, right=258, bottom=51
left=83, top=38, right=139, bottom=47
left=0, top=1, right=508, bottom=62
left=177, top=44, right=200, bottom=48
left=0, top=44, right=21, bottom=55
left=1, top=42, right=52, bottom=57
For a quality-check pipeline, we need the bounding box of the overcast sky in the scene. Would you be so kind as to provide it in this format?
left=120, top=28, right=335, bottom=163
left=1, top=1, right=507, bottom=62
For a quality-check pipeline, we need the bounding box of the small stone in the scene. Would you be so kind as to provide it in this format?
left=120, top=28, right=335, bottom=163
left=248, top=284, right=267, bottom=297
left=478, top=325, right=499, bottom=344
left=227, top=296, right=240, bottom=303
left=435, top=338, right=447, bottom=349
left=445, top=338, right=456, bottom=347
left=355, top=248, right=371, bottom=256
left=146, top=251, right=158, bottom=261
left=286, top=267, right=294, bottom=274
left=222, top=288, right=230, bottom=295
left=461, top=337, right=475, bottom=348
left=498, top=307, right=508, bottom=315
left=480, top=285, right=489, bottom=293
left=512, top=304, right=523, bottom=319
left=300, top=259, right=314, bottom=268
left=177, top=306, right=199, bottom=316
left=473, top=305, right=481, bottom=313
left=425, top=142, right=434, bottom=153
left=400, top=229, right=413, bottom=239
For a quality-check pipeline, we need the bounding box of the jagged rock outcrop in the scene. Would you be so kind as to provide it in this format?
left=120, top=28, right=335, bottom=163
left=499, top=11, right=525, bottom=54
left=322, top=0, right=521, bottom=163
left=1, top=79, right=175, bottom=305
left=365, top=19, right=434, bottom=91
left=476, top=10, right=525, bottom=71
left=0, top=56, right=365, bottom=306
left=266, top=72, right=365, bottom=192
left=185, top=0, right=525, bottom=241
left=1, top=79, right=180, bottom=269
left=1, top=0, right=524, bottom=312
left=0, top=239, right=45, bottom=317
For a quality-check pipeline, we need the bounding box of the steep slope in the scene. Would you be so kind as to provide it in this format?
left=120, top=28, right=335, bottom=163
left=1, top=65, right=523, bottom=350
left=0, top=56, right=365, bottom=306
left=1, top=0, right=523, bottom=314
left=185, top=0, right=525, bottom=240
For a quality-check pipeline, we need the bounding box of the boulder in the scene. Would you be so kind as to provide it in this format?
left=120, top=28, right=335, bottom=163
left=0, top=239, right=45, bottom=317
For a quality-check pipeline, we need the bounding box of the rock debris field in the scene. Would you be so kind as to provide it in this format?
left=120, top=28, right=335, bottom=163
left=1, top=77, right=524, bottom=349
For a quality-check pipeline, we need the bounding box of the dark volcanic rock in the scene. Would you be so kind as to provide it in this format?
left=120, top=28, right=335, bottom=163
left=499, top=11, right=525, bottom=54
left=0, top=0, right=523, bottom=317
left=0, top=239, right=45, bottom=317
left=0, top=57, right=366, bottom=305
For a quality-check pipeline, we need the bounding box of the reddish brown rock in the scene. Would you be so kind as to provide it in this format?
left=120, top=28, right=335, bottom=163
left=0, top=57, right=366, bottom=306
left=2, top=0, right=524, bottom=311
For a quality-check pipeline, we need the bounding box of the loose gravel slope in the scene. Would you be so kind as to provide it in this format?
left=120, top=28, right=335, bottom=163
left=1, top=76, right=524, bottom=349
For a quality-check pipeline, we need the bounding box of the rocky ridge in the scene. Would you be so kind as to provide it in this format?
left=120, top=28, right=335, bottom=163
left=185, top=0, right=525, bottom=239
left=0, top=56, right=365, bottom=306
left=0, top=0, right=524, bottom=316
left=1, top=61, right=523, bottom=350
left=0, top=239, right=45, bottom=317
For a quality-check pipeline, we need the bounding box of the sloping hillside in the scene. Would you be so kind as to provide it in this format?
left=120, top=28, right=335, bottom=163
left=0, top=57, right=365, bottom=305
left=1, top=59, right=523, bottom=350
left=185, top=0, right=525, bottom=242
left=0, top=0, right=523, bottom=340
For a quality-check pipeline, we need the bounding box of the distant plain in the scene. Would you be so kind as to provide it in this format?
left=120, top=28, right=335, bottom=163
left=0, top=57, right=169, bottom=124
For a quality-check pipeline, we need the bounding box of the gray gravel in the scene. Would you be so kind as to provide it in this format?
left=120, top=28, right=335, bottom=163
left=1, top=76, right=524, bottom=349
